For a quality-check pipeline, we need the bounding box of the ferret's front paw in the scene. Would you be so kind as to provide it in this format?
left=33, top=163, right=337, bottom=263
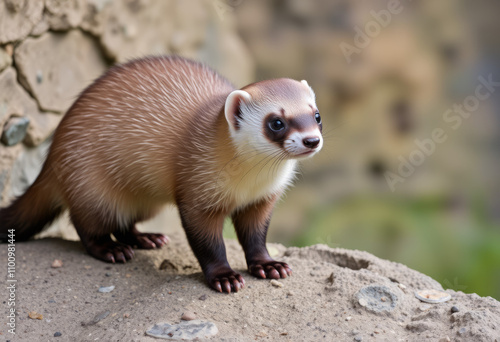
left=87, top=241, right=135, bottom=263
left=206, top=269, right=245, bottom=293
left=248, top=260, right=292, bottom=279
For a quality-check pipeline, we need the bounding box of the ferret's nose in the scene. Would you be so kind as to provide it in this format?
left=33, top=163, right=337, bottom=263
left=302, top=137, right=320, bottom=149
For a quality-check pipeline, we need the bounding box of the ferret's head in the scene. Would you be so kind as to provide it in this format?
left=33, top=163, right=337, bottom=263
left=225, top=78, right=323, bottom=160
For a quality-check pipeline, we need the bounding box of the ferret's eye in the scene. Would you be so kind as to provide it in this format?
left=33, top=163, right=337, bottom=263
left=315, top=112, right=321, bottom=124
left=269, top=118, right=285, bottom=131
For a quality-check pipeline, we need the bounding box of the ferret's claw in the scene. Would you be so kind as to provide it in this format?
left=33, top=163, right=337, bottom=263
left=208, top=269, right=245, bottom=293
left=249, top=260, right=292, bottom=280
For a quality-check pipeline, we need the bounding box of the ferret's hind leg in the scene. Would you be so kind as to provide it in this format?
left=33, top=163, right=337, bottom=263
left=113, top=225, right=169, bottom=249
left=70, top=209, right=135, bottom=263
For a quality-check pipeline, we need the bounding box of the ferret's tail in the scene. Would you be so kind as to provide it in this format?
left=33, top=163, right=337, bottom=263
left=0, top=167, right=64, bottom=241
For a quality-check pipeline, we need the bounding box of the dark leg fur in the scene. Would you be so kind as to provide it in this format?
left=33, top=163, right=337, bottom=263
left=178, top=204, right=244, bottom=293
left=70, top=210, right=135, bottom=263
left=232, top=198, right=292, bottom=279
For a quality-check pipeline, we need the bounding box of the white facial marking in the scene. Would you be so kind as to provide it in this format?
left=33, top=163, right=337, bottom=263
left=284, top=129, right=323, bottom=159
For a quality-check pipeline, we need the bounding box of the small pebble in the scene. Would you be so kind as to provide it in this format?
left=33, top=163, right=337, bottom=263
left=123, top=313, right=130, bottom=318
left=398, top=283, right=407, bottom=290
left=270, top=279, right=283, bottom=288
left=415, top=289, right=451, bottom=304
left=380, top=296, right=387, bottom=302
left=345, top=316, right=352, bottom=321
left=458, top=327, right=467, bottom=335
left=438, top=336, right=451, bottom=342
left=147, top=320, right=219, bottom=340
left=451, top=306, right=460, bottom=313
left=98, top=285, right=115, bottom=293
left=36, top=70, right=43, bottom=83
left=105, top=272, right=111, bottom=277
left=28, top=311, right=43, bottom=320
left=90, top=311, right=110, bottom=325
left=51, top=259, right=63, bottom=268
left=199, top=294, right=207, bottom=301
left=181, top=311, right=196, bottom=321
left=54, top=332, right=62, bottom=337
left=1, top=116, right=30, bottom=146
left=354, top=337, right=362, bottom=342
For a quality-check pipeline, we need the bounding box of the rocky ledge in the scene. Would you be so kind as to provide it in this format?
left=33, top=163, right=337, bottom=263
left=1, top=231, right=498, bottom=341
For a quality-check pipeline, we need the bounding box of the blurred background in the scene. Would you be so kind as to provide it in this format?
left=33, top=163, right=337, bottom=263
left=229, top=0, right=500, bottom=300
left=0, top=0, right=498, bottom=299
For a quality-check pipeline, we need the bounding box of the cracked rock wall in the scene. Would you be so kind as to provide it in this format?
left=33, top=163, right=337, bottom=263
left=0, top=0, right=254, bottom=237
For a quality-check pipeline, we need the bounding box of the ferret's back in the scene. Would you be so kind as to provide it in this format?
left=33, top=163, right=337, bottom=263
left=49, top=56, right=234, bottom=200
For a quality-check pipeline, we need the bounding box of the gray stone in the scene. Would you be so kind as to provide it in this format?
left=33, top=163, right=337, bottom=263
left=0, top=68, right=61, bottom=147
left=85, top=310, right=110, bottom=325
left=355, top=285, right=398, bottom=313
left=0, top=0, right=44, bottom=44
left=98, top=285, right=115, bottom=293
left=1, top=116, right=30, bottom=146
left=14, top=31, right=107, bottom=113
left=146, top=320, right=218, bottom=340
left=0, top=48, right=12, bottom=72
left=45, top=0, right=86, bottom=31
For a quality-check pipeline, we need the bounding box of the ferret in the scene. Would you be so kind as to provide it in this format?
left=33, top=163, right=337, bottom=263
left=0, top=56, right=323, bottom=293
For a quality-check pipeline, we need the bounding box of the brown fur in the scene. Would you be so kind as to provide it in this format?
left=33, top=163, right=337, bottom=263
left=0, top=56, right=320, bottom=293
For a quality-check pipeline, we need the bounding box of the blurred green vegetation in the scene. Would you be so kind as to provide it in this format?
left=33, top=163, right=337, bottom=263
left=290, top=196, right=500, bottom=300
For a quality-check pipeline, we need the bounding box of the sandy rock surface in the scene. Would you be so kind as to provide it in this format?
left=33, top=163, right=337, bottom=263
left=0, top=68, right=62, bottom=147
left=14, top=30, right=107, bottom=113
left=0, top=0, right=44, bottom=44
left=1, top=231, right=499, bottom=341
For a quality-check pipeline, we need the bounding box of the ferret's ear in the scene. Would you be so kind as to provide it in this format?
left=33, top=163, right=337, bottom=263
left=301, top=79, right=316, bottom=99
left=225, top=90, right=252, bottom=130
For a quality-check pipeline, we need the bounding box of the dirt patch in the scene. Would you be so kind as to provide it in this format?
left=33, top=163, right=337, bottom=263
left=1, top=231, right=499, bottom=341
